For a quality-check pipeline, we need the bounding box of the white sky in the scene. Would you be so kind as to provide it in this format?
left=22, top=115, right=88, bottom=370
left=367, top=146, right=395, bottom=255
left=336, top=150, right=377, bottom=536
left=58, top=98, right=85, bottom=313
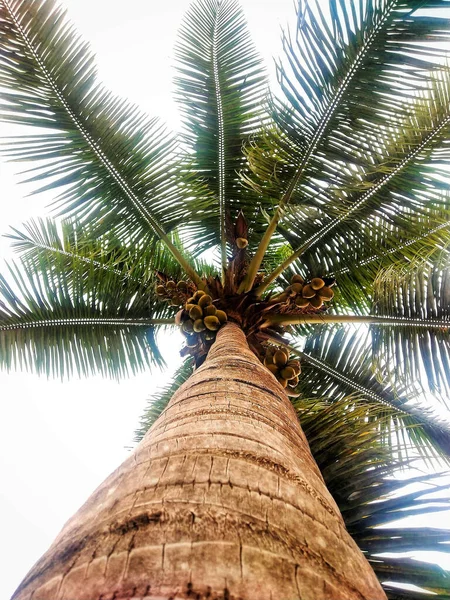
left=0, top=1, right=449, bottom=598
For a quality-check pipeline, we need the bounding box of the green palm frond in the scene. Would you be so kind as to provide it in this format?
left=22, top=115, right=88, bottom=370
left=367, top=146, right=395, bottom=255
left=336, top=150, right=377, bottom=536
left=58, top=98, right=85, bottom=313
left=0, top=0, right=205, bottom=284
left=0, top=254, right=175, bottom=378
left=6, top=218, right=218, bottom=286
left=134, top=357, right=195, bottom=442
left=276, top=0, right=450, bottom=197
left=296, top=327, right=450, bottom=457
left=174, top=0, right=270, bottom=266
left=380, top=562, right=450, bottom=600
left=259, top=239, right=294, bottom=279
left=275, top=212, right=450, bottom=317
left=6, top=218, right=154, bottom=288
left=259, top=85, right=450, bottom=291
left=372, top=255, right=450, bottom=396
left=299, top=397, right=450, bottom=598
left=251, top=1, right=450, bottom=292
left=322, top=214, right=450, bottom=315
left=330, top=218, right=450, bottom=279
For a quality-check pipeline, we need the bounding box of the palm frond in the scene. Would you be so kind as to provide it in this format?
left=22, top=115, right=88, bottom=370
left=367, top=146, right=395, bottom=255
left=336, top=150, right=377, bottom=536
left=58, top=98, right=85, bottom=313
left=0, top=0, right=204, bottom=283
left=174, top=0, right=270, bottom=264
left=372, top=255, right=450, bottom=397
left=0, top=254, right=175, bottom=378
left=295, top=327, right=450, bottom=457
left=5, top=217, right=218, bottom=286
left=257, top=70, right=450, bottom=292
left=380, top=561, right=450, bottom=600
left=299, top=397, right=450, bottom=599
left=323, top=214, right=450, bottom=315
left=276, top=0, right=450, bottom=202
left=260, top=209, right=450, bottom=327
left=250, top=0, right=450, bottom=292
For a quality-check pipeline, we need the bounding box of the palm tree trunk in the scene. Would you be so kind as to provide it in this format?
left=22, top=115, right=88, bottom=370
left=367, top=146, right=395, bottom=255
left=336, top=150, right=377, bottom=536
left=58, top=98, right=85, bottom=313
left=13, top=322, right=386, bottom=600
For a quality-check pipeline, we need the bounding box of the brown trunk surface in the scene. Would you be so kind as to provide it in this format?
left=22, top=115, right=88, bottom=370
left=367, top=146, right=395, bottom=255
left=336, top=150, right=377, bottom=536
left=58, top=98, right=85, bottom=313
left=13, top=323, right=386, bottom=600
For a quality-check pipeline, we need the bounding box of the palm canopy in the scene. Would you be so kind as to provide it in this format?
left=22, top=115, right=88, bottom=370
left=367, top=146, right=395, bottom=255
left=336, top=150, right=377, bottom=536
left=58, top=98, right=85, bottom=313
left=1, top=0, right=450, bottom=595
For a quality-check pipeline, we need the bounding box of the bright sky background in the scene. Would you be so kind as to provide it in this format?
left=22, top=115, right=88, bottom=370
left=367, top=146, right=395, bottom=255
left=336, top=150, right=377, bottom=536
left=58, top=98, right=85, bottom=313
left=0, top=1, right=295, bottom=597
left=0, top=1, right=449, bottom=599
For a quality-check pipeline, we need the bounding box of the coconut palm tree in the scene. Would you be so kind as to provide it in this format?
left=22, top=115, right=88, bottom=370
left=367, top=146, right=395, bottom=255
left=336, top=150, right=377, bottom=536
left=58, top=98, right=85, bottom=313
left=1, top=0, right=450, bottom=597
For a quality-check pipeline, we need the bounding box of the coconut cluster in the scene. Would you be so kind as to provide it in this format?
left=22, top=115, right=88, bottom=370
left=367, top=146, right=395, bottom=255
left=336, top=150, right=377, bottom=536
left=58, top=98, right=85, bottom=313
left=286, top=274, right=334, bottom=310
left=155, top=279, right=189, bottom=307
left=262, top=346, right=301, bottom=389
left=179, top=290, right=227, bottom=347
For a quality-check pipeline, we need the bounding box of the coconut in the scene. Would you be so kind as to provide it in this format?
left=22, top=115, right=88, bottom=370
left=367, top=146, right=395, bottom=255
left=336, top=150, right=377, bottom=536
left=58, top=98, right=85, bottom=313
left=280, top=347, right=290, bottom=360
left=291, top=274, right=304, bottom=285
left=273, top=350, right=288, bottom=367
left=319, top=286, right=334, bottom=301
left=236, top=237, right=248, bottom=249
left=204, top=315, right=221, bottom=331
left=281, top=366, right=296, bottom=380
left=189, top=305, right=203, bottom=320
left=287, top=360, right=301, bottom=376
left=311, top=277, right=325, bottom=290
left=309, top=295, right=323, bottom=308
left=295, top=297, right=310, bottom=308
left=215, top=310, right=227, bottom=323
left=290, top=282, right=303, bottom=294
left=302, top=284, right=316, bottom=298
left=193, top=318, right=206, bottom=332
left=264, top=354, right=274, bottom=366
left=205, top=304, right=217, bottom=316
left=287, top=359, right=300, bottom=369
left=182, top=320, right=194, bottom=333
left=198, top=294, right=212, bottom=308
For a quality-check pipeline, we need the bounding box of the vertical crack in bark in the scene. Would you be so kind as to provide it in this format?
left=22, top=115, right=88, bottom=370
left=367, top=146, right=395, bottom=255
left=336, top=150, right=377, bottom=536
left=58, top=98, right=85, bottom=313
left=120, top=532, right=136, bottom=586
left=295, top=564, right=301, bottom=599
left=239, top=543, right=244, bottom=582
left=161, top=542, right=165, bottom=573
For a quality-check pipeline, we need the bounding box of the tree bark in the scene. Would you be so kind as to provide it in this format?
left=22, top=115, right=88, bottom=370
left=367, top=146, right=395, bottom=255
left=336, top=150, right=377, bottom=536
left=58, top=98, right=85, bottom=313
left=13, top=322, right=386, bottom=600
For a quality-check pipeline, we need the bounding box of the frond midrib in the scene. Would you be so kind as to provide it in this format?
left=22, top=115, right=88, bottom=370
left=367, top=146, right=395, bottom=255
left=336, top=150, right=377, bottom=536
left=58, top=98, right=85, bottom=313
left=267, top=314, right=450, bottom=328
left=212, top=3, right=227, bottom=275
left=304, top=115, right=450, bottom=250
left=16, top=237, right=128, bottom=278
left=0, top=317, right=171, bottom=331
left=2, top=1, right=205, bottom=286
